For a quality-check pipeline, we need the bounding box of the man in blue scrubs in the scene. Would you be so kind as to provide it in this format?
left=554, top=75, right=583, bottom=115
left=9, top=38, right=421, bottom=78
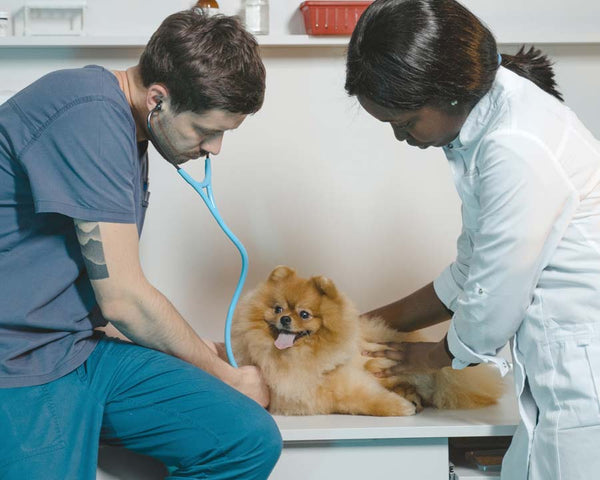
left=0, top=10, right=281, bottom=479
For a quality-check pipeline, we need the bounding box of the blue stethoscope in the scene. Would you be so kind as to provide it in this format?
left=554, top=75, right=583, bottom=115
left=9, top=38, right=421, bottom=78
left=146, top=100, right=244, bottom=367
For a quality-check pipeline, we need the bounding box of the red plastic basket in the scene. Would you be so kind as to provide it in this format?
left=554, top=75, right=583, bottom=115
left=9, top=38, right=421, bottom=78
left=299, top=1, right=373, bottom=36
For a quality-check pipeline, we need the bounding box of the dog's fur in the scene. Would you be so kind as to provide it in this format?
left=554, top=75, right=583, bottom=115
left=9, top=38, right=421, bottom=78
left=232, top=266, right=504, bottom=416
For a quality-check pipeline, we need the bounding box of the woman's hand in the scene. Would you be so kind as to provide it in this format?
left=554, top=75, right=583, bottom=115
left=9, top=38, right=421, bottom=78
left=362, top=337, right=453, bottom=376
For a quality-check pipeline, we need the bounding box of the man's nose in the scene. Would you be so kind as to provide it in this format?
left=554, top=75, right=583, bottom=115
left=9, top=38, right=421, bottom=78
left=201, top=133, right=224, bottom=155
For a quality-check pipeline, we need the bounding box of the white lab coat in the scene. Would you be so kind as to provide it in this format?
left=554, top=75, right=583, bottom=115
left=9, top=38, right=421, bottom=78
left=434, top=66, right=600, bottom=479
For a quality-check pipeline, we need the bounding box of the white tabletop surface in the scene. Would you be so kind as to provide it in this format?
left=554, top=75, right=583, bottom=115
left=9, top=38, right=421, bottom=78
left=274, top=376, right=519, bottom=442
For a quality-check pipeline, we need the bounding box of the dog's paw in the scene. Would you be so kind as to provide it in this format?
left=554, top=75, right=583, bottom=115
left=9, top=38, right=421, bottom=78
left=393, top=384, right=424, bottom=413
left=411, top=396, right=424, bottom=413
left=372, top=395, right=416, bottom=416
left=392, top=396, right=417, bottom=416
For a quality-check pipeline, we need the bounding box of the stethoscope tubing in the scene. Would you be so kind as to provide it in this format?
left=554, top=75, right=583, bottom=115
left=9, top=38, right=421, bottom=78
left=177, top=161, right=245, bottom=368
left=146, top=105, right=243, bottom=367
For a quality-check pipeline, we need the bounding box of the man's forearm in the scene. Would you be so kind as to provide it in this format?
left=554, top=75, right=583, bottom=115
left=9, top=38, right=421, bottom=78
left=101, top=280, right=236, bottom=384
left=364, top=282, right=453, bottom=332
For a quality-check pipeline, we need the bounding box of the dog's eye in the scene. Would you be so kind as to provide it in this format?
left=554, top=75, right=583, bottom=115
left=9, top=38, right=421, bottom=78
left=274, top=306, right=283, bottom=314
left=299, top=310, right=311, bottom=319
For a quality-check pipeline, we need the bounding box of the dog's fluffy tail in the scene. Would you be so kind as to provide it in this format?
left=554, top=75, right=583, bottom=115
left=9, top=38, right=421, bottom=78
left=429, top=364, right=505, bottom=409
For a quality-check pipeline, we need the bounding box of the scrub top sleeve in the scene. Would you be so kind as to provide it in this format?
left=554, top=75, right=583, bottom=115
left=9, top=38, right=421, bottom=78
left=19, top=97, right=137, bottom=223
left=448, top=131, right=579, bottom=374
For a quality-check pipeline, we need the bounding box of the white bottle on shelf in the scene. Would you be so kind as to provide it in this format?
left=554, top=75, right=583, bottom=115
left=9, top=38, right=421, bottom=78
left=244, top=0, right=269, bottom=35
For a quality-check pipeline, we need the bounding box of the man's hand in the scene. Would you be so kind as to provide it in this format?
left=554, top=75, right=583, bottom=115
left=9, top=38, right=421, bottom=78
left=362, top=338, right=453, bottom=376
left=201, top=340, right=269, bottom=406
left=226, top=365, right=271, bottom=408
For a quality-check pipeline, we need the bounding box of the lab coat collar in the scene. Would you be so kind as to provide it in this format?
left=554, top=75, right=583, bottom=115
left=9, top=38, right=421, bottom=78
left=446, top=66, right=513, bottom=151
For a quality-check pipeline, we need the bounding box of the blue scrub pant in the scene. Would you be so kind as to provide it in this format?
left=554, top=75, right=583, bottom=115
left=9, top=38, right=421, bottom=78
left=0, top=337, right=282, bottom=479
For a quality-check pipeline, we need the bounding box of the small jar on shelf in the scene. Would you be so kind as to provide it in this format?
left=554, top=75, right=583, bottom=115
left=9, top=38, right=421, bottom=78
left=194, top=0, right=220, bottom=17
left=244, top=0, right=269, bottom=35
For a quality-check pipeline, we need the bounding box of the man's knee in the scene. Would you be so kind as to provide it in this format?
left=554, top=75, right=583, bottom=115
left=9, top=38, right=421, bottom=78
left=170, top=410, right=282, bottom=480
left=237, top=408, right=283, bottom=472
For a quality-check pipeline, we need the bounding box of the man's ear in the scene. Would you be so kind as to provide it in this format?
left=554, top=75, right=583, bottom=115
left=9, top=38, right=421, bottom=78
left=310, top=275, right=339, bottom=300
left=268, top=265, right=296, bottom=283
left=146, top=84, right=169, bottom=112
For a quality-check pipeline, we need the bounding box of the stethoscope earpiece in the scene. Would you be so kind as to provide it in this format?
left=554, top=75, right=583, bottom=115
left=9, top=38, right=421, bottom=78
left=146, top=99, right=175, bottom=167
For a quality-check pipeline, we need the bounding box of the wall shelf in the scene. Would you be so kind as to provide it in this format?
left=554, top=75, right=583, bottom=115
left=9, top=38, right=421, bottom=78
left=0, top=35, right=149, bottom=48
left=0, top=0, right=599, bottom=48
left=1, top=33, right=600, bottom=49
left=0, top=34, right=358, bottom=48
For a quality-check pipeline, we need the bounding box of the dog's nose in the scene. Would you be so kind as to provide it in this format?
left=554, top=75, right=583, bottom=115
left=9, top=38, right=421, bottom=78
left=280, top=316, right=291, bottom=328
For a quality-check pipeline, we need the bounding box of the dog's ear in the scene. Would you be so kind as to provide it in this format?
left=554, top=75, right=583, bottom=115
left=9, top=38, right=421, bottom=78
left=311, top=275, right=339, bottom=300
left=268, top=265, right=296, bottom=283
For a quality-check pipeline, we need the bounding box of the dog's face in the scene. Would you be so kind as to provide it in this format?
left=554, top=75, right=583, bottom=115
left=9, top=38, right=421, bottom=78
left=264, top=266, right=332, bottom=350
left=241, top=265, right=353, bottom=356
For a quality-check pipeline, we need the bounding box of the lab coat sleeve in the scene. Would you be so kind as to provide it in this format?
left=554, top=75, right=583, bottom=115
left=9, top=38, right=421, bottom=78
left=446, top=131, right=579, bottom=375
left=434, top=227, right=472, bottom=313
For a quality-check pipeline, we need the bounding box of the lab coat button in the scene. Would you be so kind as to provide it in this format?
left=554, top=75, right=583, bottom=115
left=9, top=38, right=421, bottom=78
left=447, top=143, right=454, bottom=149
left=478, top=288, right=484, bottom=295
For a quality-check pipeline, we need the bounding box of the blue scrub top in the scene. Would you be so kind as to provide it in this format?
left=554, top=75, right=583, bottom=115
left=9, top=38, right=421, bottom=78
left=0, top=66, right=149, bottom=387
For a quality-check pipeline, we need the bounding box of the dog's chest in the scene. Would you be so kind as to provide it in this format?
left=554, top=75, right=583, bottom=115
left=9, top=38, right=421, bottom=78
left=269, top=366, right=323, bottom=395
left=267, top=365, right=328, bottom=409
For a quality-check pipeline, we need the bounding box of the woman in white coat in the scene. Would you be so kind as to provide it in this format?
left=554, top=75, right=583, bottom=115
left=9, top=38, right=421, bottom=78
left=347, top=1, right=600, bottom=478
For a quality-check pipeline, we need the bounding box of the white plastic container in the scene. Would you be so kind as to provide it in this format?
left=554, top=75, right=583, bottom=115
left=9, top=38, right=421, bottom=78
left=245, top=0, right=269, bottom=35
left=13, top=2, right=86, bottom=36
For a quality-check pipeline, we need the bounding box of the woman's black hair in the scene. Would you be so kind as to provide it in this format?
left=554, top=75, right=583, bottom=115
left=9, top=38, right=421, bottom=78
left=500, top=45, right=562, bottom=102
left=345, top=0, right=563, bottom=112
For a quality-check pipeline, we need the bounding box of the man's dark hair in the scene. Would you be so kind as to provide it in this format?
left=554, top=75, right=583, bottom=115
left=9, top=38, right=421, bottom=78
left=345, top=0, right=563, bottom=112
left=140, top=10, right=266, bottom=115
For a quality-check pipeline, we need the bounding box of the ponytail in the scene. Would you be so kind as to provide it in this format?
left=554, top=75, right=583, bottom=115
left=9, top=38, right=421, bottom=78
left=500, top=46, right=563, bottom=101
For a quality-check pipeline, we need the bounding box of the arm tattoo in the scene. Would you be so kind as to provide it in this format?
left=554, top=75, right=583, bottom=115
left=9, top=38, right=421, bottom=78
left=74, top=221, right=109, bottom=280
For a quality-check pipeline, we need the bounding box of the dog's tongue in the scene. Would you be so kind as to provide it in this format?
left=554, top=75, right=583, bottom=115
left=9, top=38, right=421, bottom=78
left=275, top=332, right=296, bottom=350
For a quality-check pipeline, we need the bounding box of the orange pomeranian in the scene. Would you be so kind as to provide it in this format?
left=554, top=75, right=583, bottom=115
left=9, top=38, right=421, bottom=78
left=232, top=266, right=504, bottom=416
